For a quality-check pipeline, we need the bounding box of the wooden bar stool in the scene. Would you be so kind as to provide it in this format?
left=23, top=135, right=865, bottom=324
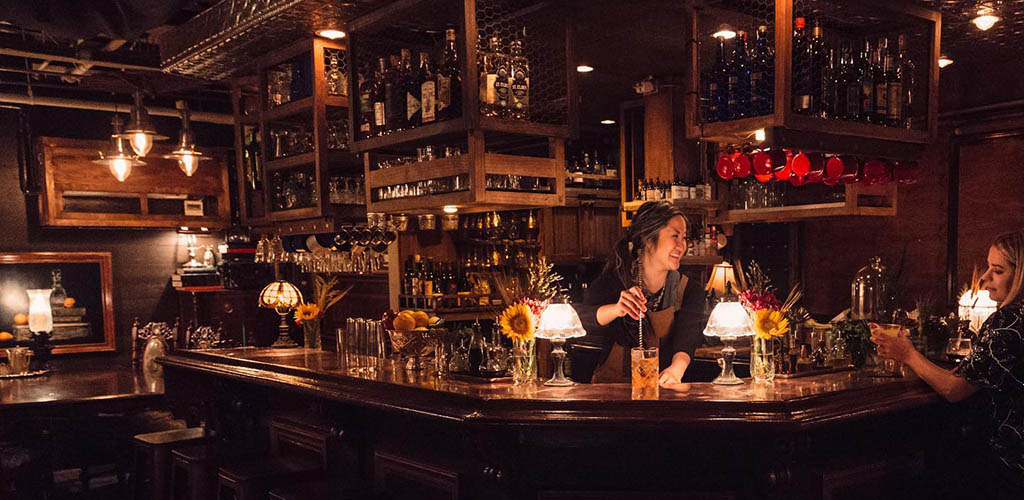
left=170, top=443, right=217, bottom=500
left=133, top=427, right=212, bottom=500
left=216, top=455, right=321, bottom=500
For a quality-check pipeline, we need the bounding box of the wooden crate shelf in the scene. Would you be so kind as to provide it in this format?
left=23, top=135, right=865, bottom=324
left=622, top=198, right=722, bottom=213
left=263, top=95, right=315, bottom=122
left=714, top=183, right=897, bottom=224
left=684, top=0, right=939, bottom=159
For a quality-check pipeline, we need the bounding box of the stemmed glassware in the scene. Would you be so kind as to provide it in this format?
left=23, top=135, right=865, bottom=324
left=253, top=214, right=396, bottom=274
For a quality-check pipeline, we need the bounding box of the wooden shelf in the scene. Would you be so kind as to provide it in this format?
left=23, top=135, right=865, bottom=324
left=566, top=173, right=619, bottom=182
left=622, top=198, right=721, bottom=212
left=713, top=183, right=897, bottom=224
left=352, top=119, right=469, bottom=154
left=266, top=151, right=316, bottom=170
left=325, top=95, right=349, bottom=108
left=263, top=95, right=314, bottom=122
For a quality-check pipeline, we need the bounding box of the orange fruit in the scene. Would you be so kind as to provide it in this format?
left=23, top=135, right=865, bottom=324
left=412, top=311, right=430, bottom=328
left=392, top=313, right=416, bottom=332
left=63, top=297, right=76, bottom=308
left=0, top=331, right=13, bottom=341
left=13, top=313, right=28, bottom=325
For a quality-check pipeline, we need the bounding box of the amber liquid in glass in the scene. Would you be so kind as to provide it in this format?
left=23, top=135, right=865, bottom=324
left=631, top=347, right=659, bottom=400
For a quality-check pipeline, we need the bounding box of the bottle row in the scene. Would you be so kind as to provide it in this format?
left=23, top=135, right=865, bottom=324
left=266, top=49, right=349, bottom=108
left=457, top=210, right=540, bottom=242
left=634, top=179, right=714, bottom=202
left=372, top=144, right=463, bottom=170
left=703, top=17, right=918, bottom=129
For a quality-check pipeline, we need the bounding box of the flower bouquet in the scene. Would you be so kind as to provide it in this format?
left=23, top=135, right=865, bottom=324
left=735, top=261, right=802, bottom=382
left=495, top=258, right=564, bottom=385
left=294, top=274, right=353, bottom=350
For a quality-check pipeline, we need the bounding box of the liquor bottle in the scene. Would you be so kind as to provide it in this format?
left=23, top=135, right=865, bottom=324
left=385, top=54, right=403, bottom=132
left=478, top=37, right=500, bottom=117
left=791, top=17, right=812, bottom=114
left=808, top=20, right=827, bottom=116
left=437, top=28, right=461, bottom=121
left=326, top=50, right=346, bottom=97
left=508, top=37, right=530, bottom=120
left=636, top=178, right=645, bottom=201
left=423, top=258, right=435, bottom=295
left=411, top=253, right=422, bottom=296
left=821, top=47, right=837, bottom=119
left=750, top=25, right=774, bottom=116
left=244, top=129, right=262, bottom=191
left=884, top=38, right=901, bottom=127
left=403, top=50, right=422, bottom=128
left=526, top=209, right=538, bottom=240
left=727, top=30, right=751, bottom=119
left=371, top=58, right=389, bottom=135
left=840, top=43, right=862, bottom=120
left=417, top=51, right=436, bottom=125
left=896, top=33, right=914, bottom=128
left=857, top=40, right=875, bottom=123
left=492, top=38, right=511, bottom=115
left=708, top=36, right=729, bottom=122
left=403, top=256, right=413, bottom=296
left=873, top=38, right=888, bottom=125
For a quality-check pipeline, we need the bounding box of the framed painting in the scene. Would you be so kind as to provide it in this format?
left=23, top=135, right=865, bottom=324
left=0, top=252, right=116, bottom=354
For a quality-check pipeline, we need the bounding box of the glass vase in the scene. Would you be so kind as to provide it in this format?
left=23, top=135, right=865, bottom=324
left=751, top=336, right=776, bottom=382
left=511, top=338, right=536, bottom=385
left=303, top=319, right=322, bottom=350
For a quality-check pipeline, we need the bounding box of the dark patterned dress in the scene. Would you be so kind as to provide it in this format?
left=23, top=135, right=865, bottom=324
left=954, top=302, right=1024, bottom=479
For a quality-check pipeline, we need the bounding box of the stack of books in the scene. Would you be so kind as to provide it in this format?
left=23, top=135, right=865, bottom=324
left=171, top=266, right=222, bottom=289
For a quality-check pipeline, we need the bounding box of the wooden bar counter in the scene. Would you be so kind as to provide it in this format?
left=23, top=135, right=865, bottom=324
left=159, top=348, right=953, bottom=499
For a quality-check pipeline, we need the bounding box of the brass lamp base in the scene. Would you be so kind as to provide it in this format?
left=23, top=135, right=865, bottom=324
left=271, top=313, right=298, bottom=348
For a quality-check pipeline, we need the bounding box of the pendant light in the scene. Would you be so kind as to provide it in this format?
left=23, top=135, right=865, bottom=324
left=93, top=115, right=145, bottom=182
left=972, top=3, right=1000, bottom=31
left=121, top=90, right=167, bottom=157
left=164, top=100, right=210, bottom=176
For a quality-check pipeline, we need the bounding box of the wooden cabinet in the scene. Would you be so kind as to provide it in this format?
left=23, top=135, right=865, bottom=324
left=176, top=289, right=281, bottom=347
left=542, top=198, right=621, bottom=264
left=36, top=137, right=230, bottom=229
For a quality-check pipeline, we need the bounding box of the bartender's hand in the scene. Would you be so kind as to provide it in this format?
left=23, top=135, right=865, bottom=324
left=871, top=331, right=915, bottom=363
left=658, top=352, right=691, bottom=385
left=614, top=286, right=647, bottom=320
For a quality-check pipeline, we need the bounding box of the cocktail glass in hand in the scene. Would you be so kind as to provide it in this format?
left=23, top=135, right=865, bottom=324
left=945, top=337, right=972, bottom=364
left=631, top=347, right=659, bottom=400
left=869, top=323, right=907, bottom=377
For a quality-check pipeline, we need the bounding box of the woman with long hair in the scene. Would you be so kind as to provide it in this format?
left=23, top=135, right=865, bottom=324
left=874, top=229, right=1024, bottom=496
left=575, top=201, right=705, bottom=384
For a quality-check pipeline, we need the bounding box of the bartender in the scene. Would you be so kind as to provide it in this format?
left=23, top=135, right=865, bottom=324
left=575, top=201, right=706, bottom=384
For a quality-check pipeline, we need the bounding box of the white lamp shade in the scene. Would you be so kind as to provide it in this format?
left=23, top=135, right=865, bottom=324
left=26, top=288, right=53, bottom=333
left=703, top=300, right=754, bottom=338
left=535, top=303, right=587, bottom=340
left=705, top=261, right=738, bottom=296
left=958, top=289, right=998, bottom=333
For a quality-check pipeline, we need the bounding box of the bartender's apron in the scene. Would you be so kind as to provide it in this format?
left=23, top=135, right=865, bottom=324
left=591, top=275, right=688, bottom=383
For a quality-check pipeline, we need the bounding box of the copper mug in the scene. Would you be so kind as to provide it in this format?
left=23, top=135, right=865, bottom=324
left=4, top=347, right=32, bottom=375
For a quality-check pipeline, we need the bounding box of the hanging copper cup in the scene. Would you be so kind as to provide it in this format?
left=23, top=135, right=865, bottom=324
left=805, top=153, right=825, bottom=184
left=715, top=152, right=735, bottom=181
left=861, top=159, right=892, bottom=186
left=823, top=156, right=844, bottom=186
left=773, top=149, right=793, bottom=181
left=894, top=160, right=920, bottom=185
left=791, top=151, right=811, bottom=177
left=837, top=156, right=862, bottom=185
left=752, top=150, right=773, bottom=183
left=732, top=151, right=752, bottom=178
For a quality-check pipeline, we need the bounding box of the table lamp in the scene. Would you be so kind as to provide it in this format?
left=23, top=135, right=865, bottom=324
left=702, top=300, right=754, bottom=385
left=705, top=261, right=738, bottom=301
left=535, top=303, right=586, bottom=386
left=259, top=279, right=303, bottom=348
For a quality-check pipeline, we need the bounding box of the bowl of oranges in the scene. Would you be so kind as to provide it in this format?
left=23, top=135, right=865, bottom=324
left=385, top=310, right=443, bottom=370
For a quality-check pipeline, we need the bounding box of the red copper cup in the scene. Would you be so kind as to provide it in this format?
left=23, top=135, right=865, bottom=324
left=791, top=151, right=811, bottom=177
left=752, top=150, right=772, bottom=176
left=716, top=153, right=735, bottom=180
left=805, top=153, right=825, bottom=183
left=824, top=156, right=844, bottom=184
left=732, top=152, right=752, bottom=178
left=861, top=159, right=892, bottom=186
left=894, top=160, right=920, bottom=184
left=771, top=149, right=791, bottom=181
left=837, top=156, right=862, bottom=185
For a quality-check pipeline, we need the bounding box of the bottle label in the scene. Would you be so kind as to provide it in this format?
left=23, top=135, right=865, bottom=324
left=481, top=72, right=497, bottom=105
left=727, top=76, right=738, bottom=106
left=511, top=69, right=528, bottom=110
left=421, top=80, right=436, bottom=123
left=495, top=66, right=510, bottom=107
left=875, top=82, right=887, bottom=113
left=796, top=94, right=811, bottom=111
left=373, top=102, right=386, bottom=127
left=360, top=92, right=372, bottom=132
left=406, top=91, right=421, bottom=121
left=861, top=82, right=873, bottom=116
left=887, top=83, right=902, bottom=120
left=845, top=87, right=860, bottom=117
left=750, top=71, right=763, bottom=102
left=437, top=74, right=451, bottom=112
left=671, top=185, right=686, bottom=200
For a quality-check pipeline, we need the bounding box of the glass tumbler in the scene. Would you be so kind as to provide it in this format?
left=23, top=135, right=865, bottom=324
left=631, top=347, right=659, bottom=400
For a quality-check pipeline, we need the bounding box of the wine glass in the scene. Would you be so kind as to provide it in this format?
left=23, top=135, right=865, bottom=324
left=945, top=337, right=972, bottom=364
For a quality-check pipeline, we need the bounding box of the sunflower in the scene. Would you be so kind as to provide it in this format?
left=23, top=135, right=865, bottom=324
left=499, top=302, right=534, bottom=342
left=294, top=303, right=321, bottom=324
left=753, top=309, right=790, bottom=340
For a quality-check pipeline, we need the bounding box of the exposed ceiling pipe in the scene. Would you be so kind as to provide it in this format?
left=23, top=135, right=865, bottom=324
left=0, top=92, right=233, bottom=125
left=0, top=48, right=164, bottom=72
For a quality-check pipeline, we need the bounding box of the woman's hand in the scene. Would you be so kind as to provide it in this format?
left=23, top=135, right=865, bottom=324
left=613, top=286, right=647, bottom=320
left=871, top=329, right=916, bottom=363
left=658, top=352, right=691, bottom=385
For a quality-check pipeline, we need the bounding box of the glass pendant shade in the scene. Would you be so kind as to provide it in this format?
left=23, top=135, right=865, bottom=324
left=122, top=90, right=167, bottom=157
left=93, top=115, right=145, bottom=182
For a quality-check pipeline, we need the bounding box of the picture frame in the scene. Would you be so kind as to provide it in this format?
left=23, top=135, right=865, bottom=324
left=0, top=252, right=116, bottom=354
